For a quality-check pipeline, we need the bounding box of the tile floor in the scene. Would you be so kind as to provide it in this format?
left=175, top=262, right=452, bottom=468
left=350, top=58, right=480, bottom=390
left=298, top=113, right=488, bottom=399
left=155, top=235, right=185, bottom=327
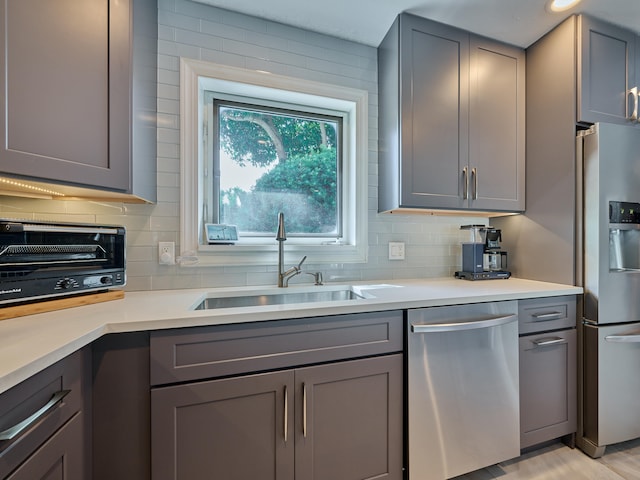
left=454, top=438, right=640, bottom=479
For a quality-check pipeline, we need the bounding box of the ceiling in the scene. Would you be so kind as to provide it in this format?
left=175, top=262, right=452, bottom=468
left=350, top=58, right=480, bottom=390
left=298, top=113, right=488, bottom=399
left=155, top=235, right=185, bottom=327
left=192, top=0, right=640, bottom=48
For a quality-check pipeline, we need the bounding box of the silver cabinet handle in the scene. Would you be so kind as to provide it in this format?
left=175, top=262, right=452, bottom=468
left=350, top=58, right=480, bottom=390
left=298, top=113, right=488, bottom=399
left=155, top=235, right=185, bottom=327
left=283, top=386, right=288, bottom=443
left=302, top=383, right=307, bottom=438
left=531, top=311, right=563, bottom=321
left=606, top=334, right=640, bottom=343
left=471, top=168, right=478, bottom=200
left=627, top=87, right=638, bottom=121
left=0, top=390, right=70, bottom=441
left=532, top=337, right=566, bottom=347
left=462, top=167, right=469, bottom=200
left=411, top=314, right=516, bottom=333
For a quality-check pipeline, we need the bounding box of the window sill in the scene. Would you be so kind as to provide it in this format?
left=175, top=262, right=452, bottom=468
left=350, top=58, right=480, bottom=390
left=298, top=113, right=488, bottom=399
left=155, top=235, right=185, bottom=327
left=184, top=243, right=367, bottom=267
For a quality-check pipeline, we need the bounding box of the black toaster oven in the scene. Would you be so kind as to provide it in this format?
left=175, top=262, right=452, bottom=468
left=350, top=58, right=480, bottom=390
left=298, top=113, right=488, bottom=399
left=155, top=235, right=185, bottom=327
left=0, top=219, right=125, bottom=305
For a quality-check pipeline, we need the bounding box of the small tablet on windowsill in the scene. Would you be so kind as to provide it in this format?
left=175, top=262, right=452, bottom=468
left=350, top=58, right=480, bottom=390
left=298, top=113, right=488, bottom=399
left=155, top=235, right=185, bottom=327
left=205, top=224, right=238, bottom=244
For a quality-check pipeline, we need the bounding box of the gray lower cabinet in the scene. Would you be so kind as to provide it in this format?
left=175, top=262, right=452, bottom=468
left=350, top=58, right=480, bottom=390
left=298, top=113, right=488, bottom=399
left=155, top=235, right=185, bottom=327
left=0, top=0, right=157, bottom=202
left=150, top=311, right=404, bottom=480
left=152, top=370, right=293, bottom=480
left=152, top=355, right=402, bottom=480
left=5, top=413, right=84, bottom=480
left=518, top=297, right=577, bottom=449
left=0, top=349, right=88, bottom=480
left=378, top=13, right=525, bottom=213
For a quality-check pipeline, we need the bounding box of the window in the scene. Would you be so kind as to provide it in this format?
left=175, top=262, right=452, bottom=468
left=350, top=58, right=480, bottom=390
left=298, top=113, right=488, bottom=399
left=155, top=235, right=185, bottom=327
left=180, top=59, right=368, bottom=266
left=205, top=97, right=343, bottom=238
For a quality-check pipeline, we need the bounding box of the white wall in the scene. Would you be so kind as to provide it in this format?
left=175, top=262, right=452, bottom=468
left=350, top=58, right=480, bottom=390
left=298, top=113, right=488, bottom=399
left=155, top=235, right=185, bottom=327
left=0, top=0, right=485, bottom=291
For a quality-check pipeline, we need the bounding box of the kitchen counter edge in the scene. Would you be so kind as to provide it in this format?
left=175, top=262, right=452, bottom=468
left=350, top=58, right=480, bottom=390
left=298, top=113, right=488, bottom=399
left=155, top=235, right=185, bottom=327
left=0, top=277, right=582, bottom=395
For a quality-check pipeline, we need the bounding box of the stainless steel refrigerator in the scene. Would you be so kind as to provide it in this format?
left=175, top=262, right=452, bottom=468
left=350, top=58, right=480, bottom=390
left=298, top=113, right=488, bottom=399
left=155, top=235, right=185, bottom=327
left=578, top=122, right=640, bottom=458
left=496, top=122, right=640, bottom=458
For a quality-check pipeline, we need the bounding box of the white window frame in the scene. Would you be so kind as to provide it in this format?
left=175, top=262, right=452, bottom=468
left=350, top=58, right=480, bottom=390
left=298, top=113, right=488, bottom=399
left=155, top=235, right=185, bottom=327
left=180, top=58, right=368, bottom=266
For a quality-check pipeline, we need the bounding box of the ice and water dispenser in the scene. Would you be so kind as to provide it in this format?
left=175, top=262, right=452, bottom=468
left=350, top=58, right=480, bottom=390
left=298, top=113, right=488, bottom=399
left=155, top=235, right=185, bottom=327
left=609, top=201, right=640, bottom=271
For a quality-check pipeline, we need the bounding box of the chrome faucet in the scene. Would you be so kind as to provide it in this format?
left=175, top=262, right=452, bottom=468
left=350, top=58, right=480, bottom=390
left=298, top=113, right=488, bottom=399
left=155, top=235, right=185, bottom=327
left=276, top=212, right=322, bottom=287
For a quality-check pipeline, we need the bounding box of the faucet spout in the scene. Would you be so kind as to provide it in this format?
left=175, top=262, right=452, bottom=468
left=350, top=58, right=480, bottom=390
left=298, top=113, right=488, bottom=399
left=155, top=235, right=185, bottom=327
left=276, top=212, right=286, bottom=241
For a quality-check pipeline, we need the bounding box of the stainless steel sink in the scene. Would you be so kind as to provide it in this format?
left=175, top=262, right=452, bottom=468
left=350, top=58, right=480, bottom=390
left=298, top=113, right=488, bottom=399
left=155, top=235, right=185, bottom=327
left=194, top=287, right=369, bottom=310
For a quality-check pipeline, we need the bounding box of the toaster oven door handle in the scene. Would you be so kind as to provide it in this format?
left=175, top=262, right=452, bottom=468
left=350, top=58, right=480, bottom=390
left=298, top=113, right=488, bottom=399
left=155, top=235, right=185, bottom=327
left=21, top=225, right=120, bottom=234
left=1, top=222, right=120, bottom=235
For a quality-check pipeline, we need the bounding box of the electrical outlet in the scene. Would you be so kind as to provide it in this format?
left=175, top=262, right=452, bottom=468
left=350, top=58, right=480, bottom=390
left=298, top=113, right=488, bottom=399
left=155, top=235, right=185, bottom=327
left=159, top=241, right=175, bottom=265
left=388, top=241, right=405, bottom=260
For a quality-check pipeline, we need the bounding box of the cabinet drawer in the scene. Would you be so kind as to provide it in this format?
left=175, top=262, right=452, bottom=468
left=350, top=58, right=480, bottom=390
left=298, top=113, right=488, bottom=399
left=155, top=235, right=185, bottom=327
left=150, top=310, right=403, bottom=386
left=518, top=296, right=577, bottom=335
left=0, top=350, right=84, bottom=478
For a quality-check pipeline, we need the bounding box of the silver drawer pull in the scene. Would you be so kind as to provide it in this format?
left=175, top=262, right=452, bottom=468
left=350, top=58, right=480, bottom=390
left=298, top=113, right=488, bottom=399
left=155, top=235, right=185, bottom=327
left=532, top=337, right=566, bottom=347
left=283, top=386, right=288, bottom=443
left=531, top=311, right=563, bottom=321
left=0, top=390, right=70, bottom=441
left=302, top=383, right=307, bottom=438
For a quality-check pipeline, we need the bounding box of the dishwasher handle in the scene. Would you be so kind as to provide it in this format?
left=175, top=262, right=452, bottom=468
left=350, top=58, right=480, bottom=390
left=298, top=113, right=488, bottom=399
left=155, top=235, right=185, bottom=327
left=411, top=314, right=517, bottom=333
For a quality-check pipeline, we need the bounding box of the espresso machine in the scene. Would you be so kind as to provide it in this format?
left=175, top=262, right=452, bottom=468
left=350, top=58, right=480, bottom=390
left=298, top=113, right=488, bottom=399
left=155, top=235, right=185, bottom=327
left=455, top=225, right=511, bottom=280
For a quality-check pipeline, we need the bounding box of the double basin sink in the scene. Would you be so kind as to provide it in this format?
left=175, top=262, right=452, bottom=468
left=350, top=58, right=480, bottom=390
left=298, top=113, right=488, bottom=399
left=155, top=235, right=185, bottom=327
left=194, top=286, right=374, bottom=310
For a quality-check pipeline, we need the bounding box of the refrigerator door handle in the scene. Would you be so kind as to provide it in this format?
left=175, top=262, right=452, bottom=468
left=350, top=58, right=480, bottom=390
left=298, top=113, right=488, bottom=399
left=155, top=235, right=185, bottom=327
left=411, top=314, right=516, bottom=333
left=605, top=333, right=640, bottom=343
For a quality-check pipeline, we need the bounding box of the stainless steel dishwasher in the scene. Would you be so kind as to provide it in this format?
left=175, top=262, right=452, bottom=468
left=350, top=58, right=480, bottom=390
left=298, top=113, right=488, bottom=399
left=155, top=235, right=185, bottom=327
left=407, top=301, right=520, bottom=480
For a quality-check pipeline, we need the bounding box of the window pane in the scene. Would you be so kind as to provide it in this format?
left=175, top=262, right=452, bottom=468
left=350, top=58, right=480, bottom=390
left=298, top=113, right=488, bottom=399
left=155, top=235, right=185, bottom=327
left=216, top=103, right=341, bottom=236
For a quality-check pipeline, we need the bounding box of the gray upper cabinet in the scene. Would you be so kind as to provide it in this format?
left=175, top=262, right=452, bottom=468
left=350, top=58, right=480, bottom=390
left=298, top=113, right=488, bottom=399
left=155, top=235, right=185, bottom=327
left=0, top=0, right=157, bottom=203
left=578, top=15, right=637, bottom=125
left=378, top=13, right=525, bottom=213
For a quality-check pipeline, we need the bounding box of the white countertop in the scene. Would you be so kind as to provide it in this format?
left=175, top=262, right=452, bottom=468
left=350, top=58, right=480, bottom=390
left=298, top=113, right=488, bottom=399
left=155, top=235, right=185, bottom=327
left=0, top=277, right=582, bottom=395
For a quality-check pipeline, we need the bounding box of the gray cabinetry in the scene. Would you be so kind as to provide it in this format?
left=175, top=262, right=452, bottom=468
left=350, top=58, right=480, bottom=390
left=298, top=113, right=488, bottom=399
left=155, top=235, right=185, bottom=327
left=518, top=296, right=577, bottom=449
left=378, top=13, right=525, bottom=213
left=5, top=414, right=84, bottom=480
left=0, top=0, right=157, bottom=202
left=578, top=15, right=637, bottom=125
left=150, top=312, right=404, bottom=480
left=0, top=349, right=88, bottom=480
left=152, top=370, right=294, bottom=480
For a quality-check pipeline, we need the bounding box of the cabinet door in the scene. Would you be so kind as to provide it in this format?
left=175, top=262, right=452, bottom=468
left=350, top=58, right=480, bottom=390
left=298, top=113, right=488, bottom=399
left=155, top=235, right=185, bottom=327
left=6, top=413, right=84, bottom=480
left=0, top=0, right=130, bottom=191
left=295, top=355, right=403, bottom=480
left=399, top=14, right=469, bottom=210
left=469, top=37, right=525, bottom=211
left=578, top=15, right=636, bottom=125
left=519, top=329, right=577, bottom=449
left=151, top=370, right=295, bottom=480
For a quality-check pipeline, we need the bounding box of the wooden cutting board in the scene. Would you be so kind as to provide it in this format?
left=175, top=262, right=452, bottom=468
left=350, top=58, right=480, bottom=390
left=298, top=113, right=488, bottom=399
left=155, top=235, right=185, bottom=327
left=0, top=290, right=125, bottom=321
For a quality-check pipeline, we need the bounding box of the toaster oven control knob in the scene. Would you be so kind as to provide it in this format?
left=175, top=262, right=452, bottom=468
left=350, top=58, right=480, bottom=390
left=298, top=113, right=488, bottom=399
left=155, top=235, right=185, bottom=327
left=100, top=276, right=112, bottom=285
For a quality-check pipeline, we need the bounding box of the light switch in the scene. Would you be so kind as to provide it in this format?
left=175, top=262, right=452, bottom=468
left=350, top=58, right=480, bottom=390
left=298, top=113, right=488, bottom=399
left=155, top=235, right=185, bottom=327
left=388, top=241, right=405, bottom=260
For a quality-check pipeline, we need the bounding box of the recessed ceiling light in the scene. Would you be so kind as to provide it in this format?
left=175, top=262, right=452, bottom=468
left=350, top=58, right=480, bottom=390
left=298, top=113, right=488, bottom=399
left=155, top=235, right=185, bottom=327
left=547, top=0, right=582, bottom=12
